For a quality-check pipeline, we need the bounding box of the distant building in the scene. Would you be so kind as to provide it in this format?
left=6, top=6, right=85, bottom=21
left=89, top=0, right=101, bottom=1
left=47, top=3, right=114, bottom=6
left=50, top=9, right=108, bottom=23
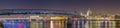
left=115, top=15, right=120, bottom=19
left=86, top=8, right=92, bottom=16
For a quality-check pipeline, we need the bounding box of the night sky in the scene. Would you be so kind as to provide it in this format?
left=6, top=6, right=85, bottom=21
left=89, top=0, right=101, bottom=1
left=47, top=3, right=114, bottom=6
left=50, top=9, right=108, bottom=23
left=0, top=0, right=120, bottom=14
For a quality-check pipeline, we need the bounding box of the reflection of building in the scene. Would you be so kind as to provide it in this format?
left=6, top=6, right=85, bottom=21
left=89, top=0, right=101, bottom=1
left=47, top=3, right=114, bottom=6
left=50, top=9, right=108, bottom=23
left=0, top=20, right=3, bottom=28
left=115, top=15, right=120, bottom=28
left=71, top=16, right=86, bottom=28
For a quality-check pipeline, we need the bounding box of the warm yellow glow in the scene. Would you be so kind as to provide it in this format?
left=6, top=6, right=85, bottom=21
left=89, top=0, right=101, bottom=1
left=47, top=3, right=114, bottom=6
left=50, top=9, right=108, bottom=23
left=50, top=16, right=67, bottom=20
left=30, top=15, right=39, bottom=17
left=50, top=21, right=54, bottom=28
left=29, top=15, right=44, bottom=19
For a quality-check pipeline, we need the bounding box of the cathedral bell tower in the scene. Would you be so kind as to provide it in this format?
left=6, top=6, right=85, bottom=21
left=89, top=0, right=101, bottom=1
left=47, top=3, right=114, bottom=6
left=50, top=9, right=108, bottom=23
left=86, top=8, right=92, bottom=16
